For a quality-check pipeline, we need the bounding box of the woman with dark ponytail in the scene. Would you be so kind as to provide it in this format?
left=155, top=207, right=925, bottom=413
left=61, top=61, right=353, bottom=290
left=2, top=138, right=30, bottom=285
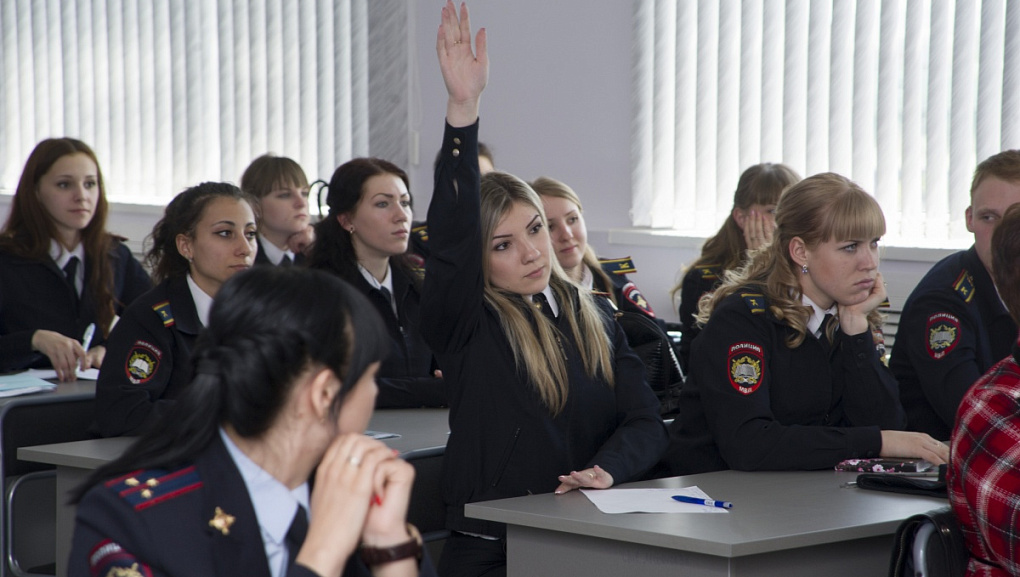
left=94, top=182, right=257, bottom=437
left=70, top=266, right=434, bottom=577
left=308, top=159, right=445, bottom=409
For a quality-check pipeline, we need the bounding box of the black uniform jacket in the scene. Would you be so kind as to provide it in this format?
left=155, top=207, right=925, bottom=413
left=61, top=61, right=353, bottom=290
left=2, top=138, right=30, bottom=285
left=592, top=257, right=659, bottom=321
left=676, top=263, right=723, bottom=372
left=422, top=121, right=668, bottom=538
left=70, top=435, right=437, bottom=577
left=0, top=241, right=151, bottom=372
left=95, top=277, right=201, bottom=437
left=254, top=237, right=306, bottom=267
left=659, top=288, right=904, bottom=476
left=891, top=246, right=1018, bottom=440
left=336, top=265, right=445, bottom=408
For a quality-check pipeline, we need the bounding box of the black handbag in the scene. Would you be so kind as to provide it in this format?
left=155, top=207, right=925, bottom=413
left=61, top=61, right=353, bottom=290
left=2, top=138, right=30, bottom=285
left=888, top=506, right=968, bottom=577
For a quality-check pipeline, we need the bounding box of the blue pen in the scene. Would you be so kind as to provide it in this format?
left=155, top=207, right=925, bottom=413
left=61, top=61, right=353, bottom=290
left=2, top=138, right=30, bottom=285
left=672, top=494, right=733, bottom=509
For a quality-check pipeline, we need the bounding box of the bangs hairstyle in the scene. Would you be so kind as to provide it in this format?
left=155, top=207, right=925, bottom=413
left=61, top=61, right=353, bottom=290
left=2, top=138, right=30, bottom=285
left=240, top=154, right=310, bottom=199
left=781, top=172, right=887, bottom=247
left=970, top=149, right=1020, bottom=198
left=699, top=172, right=885, bottom=348
left=480, top=172, right=614, bottom=414
left=72, top=267, right=389, bottom=502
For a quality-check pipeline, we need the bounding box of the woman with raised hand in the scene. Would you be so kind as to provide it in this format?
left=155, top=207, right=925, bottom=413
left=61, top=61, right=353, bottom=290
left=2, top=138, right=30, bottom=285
left=671, top=163, right=800, bottom=371
left=94, top=182, right=257, bottom=437
left=658, top=173, right=950, bottom=476
left=308, top=158, right=444, bottom=409
left=71, top=266, right=434, bottom=577
left=240, top=153, right=315, bottom=266
left=0, top=138, right=151, bottom=380
left=423, top=4, right=667, bottom=576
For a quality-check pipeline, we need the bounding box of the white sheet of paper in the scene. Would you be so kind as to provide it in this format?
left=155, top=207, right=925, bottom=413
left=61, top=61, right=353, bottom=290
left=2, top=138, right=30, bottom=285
left=580, top=486, right=730, bottom=514
left=25, top=368, right=100, bottom=380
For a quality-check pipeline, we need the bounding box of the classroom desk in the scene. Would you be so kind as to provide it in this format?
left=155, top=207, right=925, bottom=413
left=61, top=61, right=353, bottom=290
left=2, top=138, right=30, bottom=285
left=19, top=408, right=449, bottom=577
left=466, top=470, right=946, bottom=577
left=0, top=379, right=96, bottom=577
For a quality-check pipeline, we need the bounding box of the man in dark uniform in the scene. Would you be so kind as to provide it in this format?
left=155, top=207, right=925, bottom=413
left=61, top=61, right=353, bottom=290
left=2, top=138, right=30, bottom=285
left=892, top=150, right=1020, bottom=440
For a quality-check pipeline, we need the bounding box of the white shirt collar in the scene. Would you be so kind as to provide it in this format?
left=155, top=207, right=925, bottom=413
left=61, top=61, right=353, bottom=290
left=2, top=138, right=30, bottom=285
left=219, top=429, right=309, bottom=577
left=533, top=285, right=561, bottom=318
left=258, top=234, right=296, bottom=266
left=578, top=265, right=595, bottom=290
left=802, top=294, right=837, bottom=338
left=50, top=239, right=85, bottom=292
left=186, top=274, right=215, bottom=327
left=358, top=263, right=398, bottom=315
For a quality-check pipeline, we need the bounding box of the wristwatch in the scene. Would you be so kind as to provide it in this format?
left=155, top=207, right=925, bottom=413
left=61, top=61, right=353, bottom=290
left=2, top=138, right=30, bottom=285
left=359, top=523, right=423, bottom=566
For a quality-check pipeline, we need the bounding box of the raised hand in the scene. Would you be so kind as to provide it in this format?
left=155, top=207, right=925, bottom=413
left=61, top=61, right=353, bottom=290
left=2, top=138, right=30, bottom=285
left=437, top=1, right=488, bottom=127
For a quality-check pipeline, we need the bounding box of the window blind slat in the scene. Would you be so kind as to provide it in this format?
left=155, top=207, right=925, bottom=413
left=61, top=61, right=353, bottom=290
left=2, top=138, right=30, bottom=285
left=651, top=0, right=676, bottom=228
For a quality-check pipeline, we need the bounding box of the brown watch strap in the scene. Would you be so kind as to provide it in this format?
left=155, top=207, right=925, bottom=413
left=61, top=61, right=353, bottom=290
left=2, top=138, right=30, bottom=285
left=359, top=523, right=423, bottom=566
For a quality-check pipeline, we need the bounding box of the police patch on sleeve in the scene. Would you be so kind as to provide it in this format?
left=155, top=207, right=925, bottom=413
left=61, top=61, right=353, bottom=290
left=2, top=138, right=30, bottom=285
left=926, top=312, right=961, bottom=360
left=728, top=342, right=765, bottom=395
left=622, top=282, right=655, bottom=317
left=88, top=539, right=153, bottom=577
left=125, top=340, right=162, bottom=384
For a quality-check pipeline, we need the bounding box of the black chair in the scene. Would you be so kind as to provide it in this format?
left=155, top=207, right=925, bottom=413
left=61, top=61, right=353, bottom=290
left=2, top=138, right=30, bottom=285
left=889, top=506, right=968, bottom=577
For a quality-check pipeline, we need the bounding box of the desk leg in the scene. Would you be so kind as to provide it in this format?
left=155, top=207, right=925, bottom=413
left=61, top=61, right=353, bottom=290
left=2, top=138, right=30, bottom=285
left=54, top=466, right=89, bottom=577
left=506, top=525, right=891, bottom=577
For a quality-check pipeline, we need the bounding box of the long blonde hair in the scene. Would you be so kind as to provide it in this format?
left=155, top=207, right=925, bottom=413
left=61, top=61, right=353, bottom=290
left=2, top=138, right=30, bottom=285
left=480, top=172, right=615, bottom=414
left=697, top=172, right=886, bottom=348
left=530, top=176, right=617, bottom=305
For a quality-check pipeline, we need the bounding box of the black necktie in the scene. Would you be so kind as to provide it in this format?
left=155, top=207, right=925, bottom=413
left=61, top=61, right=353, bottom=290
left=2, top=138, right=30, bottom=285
left=284, top=505, right=308, bottom=572
left=63, top=257, right=80, bottom=300
left=532, top=293, right=556, bottom=322
left=819, top=313, right=835, bottom=347
left=279, top=254, right=293, bottom=267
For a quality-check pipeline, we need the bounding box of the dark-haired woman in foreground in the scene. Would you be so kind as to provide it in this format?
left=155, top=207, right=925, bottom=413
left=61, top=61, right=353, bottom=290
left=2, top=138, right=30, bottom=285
left=95, top=182, right=257, bottom=437
left=71, top=267, right=434, bottom=577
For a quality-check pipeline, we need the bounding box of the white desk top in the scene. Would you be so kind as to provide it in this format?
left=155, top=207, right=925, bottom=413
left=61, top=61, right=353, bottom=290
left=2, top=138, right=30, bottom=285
left=466, top=470, right=946, bottom=557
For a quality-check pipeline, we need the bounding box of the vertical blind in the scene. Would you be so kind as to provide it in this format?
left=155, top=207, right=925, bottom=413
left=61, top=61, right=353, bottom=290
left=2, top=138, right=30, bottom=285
left=0, top=0, right=370, bottom=204
left=632, top=0, right=1020, bottom=246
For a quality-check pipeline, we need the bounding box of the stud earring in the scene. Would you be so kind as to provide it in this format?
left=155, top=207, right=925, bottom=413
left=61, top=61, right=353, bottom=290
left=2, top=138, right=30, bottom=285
left=348, top=226, right=355, bottom=233
left=801, top=264, right=808, bottom=274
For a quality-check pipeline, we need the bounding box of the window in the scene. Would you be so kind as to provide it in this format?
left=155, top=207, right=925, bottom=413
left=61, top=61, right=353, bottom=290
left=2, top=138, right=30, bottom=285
left=631, top=0, right=1020, bottom=247
left=0, top=0, right=374, bottom=204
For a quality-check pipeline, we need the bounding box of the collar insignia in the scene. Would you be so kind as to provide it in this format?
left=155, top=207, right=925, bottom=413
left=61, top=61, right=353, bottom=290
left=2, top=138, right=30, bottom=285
left=209, top=507, right=236, bottom=536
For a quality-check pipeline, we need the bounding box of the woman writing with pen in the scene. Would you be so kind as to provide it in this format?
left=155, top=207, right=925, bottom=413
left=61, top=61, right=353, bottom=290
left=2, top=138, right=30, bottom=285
left=0, top=138, right=151, bottom=380
left=94, top=182, right=257, bottom=437
left=71, top=266, right=436, bottom=577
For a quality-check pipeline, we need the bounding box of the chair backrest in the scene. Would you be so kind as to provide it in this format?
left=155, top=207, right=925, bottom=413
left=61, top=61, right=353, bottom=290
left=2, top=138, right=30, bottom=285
left=613, top=311, right=684, bottom=418
left=889, top=506, right=968, bottom=577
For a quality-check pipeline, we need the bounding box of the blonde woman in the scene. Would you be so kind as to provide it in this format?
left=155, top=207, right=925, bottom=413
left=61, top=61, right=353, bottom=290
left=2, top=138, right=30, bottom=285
left=659, top=173, right=950, bottom=476
left=421, top=4, right=667, bottom=576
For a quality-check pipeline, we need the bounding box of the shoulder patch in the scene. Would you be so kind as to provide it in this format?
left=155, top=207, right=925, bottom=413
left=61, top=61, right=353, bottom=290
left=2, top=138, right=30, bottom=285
left=412, top=224, right=429, bottom=244
left=152, top=301, right=174, bottom=327
left=599, top=257, right=637, bottom=275
left=953, top=270, right=976, bottom=303
left=741, top=293, right=766, bottom=314
left=124, top=340, right=162, bottom=385
left=621, top=282, right=655, bottom=317
left=728, top=342, right=765, bottom=395
left=105, top=465, right=202, bottom=511
left=695, top=264, right=722, bottom=281
left=88, top=539, right=154, bottom=577
left=926, top=312, right=961, bottom=360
